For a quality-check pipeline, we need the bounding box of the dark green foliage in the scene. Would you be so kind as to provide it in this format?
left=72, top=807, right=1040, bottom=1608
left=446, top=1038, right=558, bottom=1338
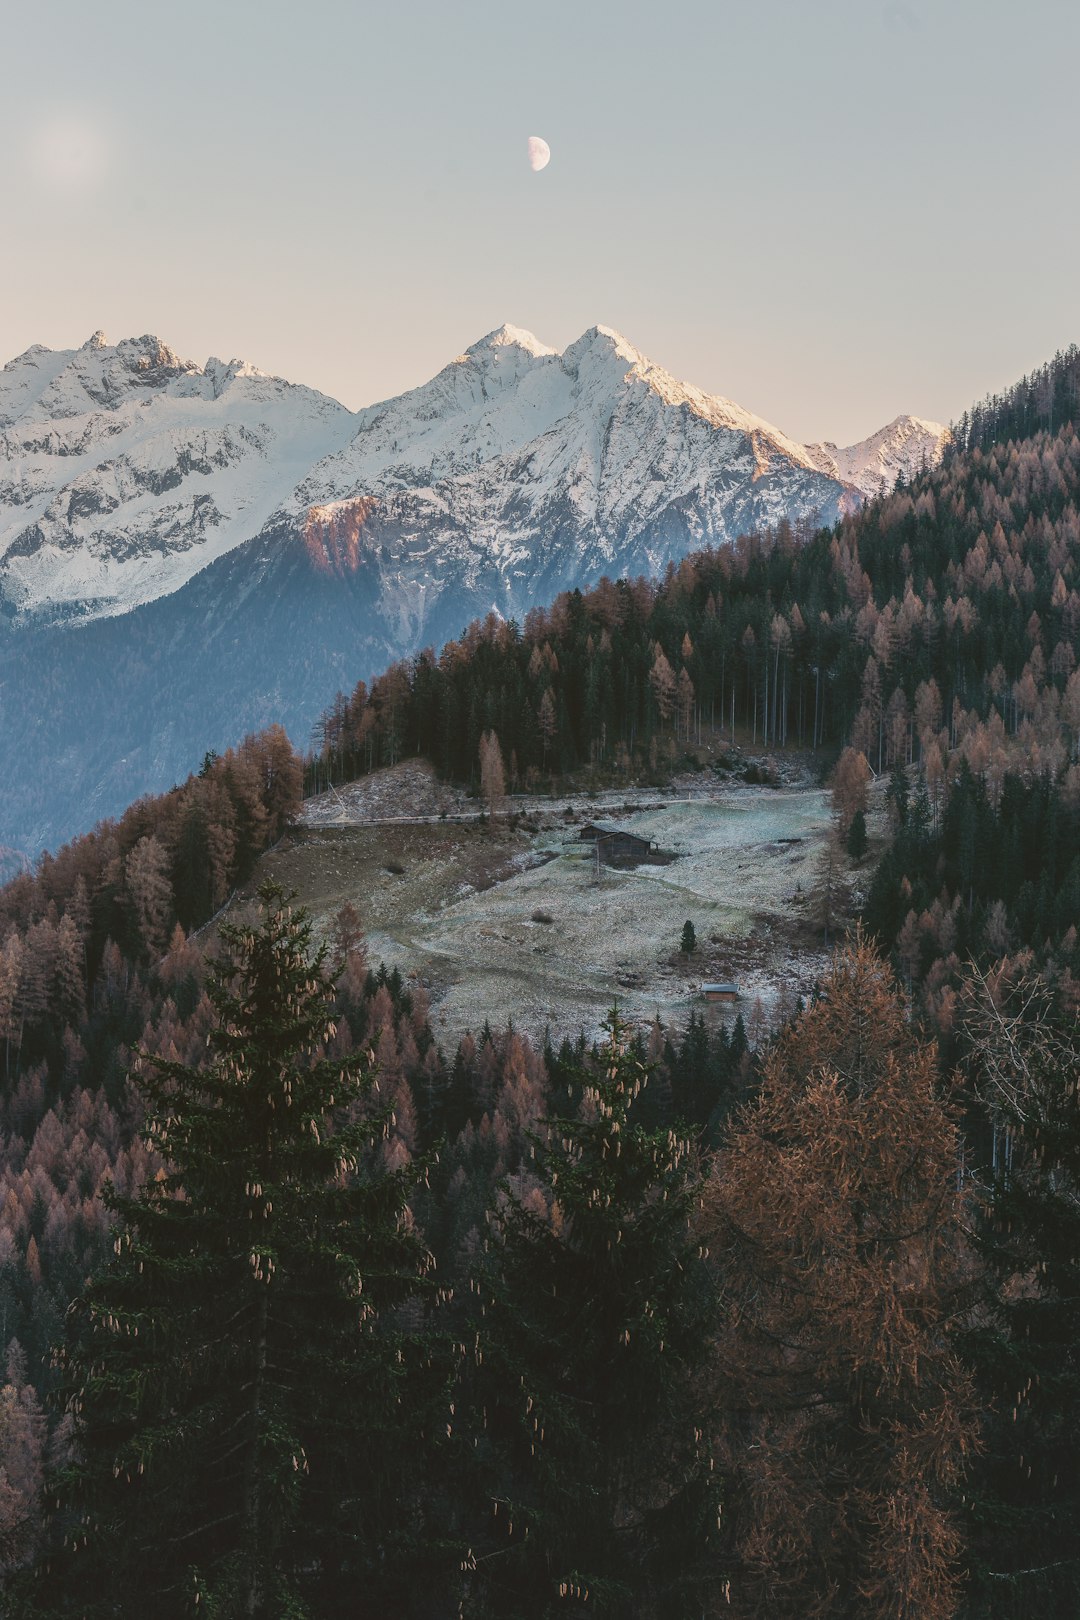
left=865, top=764, right=1080, bottom=976
left=951, top=344, right=1080, bottom=456
left=679, top=919, right=696, bottom=955
left=35, top=884, right=436, bottom=1619
left=469, top=1013, right=723, bottom=1619
left=305, top=405, right=1080, bottom=812
left=845, top=808, right=868, bottom=862
left=958, top=976, right=1080, bottom=1618
left=667, top=1012, right=749, bottom=1143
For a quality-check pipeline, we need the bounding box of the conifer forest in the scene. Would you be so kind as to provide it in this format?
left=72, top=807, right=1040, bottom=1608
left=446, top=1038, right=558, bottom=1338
left=1, top=349, right=1080, bottom=1619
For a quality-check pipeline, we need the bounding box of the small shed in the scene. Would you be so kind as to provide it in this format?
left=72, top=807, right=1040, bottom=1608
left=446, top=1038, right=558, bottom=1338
left=702, top=982, right=740, bottom=1006
left=578, top=822, right=656, bottom=867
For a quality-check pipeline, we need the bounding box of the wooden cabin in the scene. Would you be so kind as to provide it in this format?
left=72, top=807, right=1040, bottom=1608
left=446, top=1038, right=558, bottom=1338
left=577, top=822, right=656, bottom=867
left=702, top=982, right=740, bottom=1006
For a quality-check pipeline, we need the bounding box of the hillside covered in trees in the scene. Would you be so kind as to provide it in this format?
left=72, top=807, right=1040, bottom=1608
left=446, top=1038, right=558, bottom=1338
left=309, top=399, right=1080, bottom=828
left=0, top=349, right=1078, bottom=1614
left=308, top=379, right=1080, bottom=1022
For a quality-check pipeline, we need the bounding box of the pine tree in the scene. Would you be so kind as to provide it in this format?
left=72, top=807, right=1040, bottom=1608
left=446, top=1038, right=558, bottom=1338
left=846, top=808, right=869, bottom=863
left=0, top=1346, right=47, bottom=1579
left=124, top=834, right=174, bottom=959
left=537, top=690, right=557, bottom=771
left=679, top=920, right=696, bottom=956
left=36, top=883, right=437, bottom=1619
left=469, top=1012, right=723, bottom=1619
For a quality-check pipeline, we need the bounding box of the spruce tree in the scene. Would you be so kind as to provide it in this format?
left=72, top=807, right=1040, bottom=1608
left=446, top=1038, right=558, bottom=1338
left=469, top=1012, right=722, bottom=1619
left=36, top=883, right=436, bottom=1619
left=959, top=970, right=1080, bottom=1617
left=846, top=807, right=868, bottom=862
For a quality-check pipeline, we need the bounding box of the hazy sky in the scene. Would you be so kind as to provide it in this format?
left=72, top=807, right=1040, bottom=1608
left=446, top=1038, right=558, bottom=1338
left=2, top=0, right=1077, bottom=443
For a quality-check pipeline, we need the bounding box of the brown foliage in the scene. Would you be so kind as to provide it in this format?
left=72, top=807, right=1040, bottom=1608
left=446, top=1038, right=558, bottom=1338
left=478, top=729, right=506, bottom=815
left=830, top=746, right=871, bottom=836
left=702, top=938, right=975, bottom=1620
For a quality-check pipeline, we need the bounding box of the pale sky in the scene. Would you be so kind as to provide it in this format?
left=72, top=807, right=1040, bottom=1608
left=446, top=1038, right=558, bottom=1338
left=1, top=0, right=1077, bottom=444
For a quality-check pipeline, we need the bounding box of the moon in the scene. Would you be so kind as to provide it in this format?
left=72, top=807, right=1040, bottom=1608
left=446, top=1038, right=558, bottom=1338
left=527, top=136, right=551, bottom=173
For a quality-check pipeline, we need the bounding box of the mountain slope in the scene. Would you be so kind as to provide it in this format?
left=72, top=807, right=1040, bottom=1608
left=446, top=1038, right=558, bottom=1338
left=0, top=332, right=355, bottom=620
left=0, top=324, right=945, bottom=853
left=0, top=324, right=947, bottom=633
left=284, top=325, right=859, bottom=632
left=805, top=414, right=950, bottom=497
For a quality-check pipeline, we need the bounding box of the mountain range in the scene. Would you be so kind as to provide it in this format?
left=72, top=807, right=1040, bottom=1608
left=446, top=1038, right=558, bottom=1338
left=0, top=324, right=947, bottom=855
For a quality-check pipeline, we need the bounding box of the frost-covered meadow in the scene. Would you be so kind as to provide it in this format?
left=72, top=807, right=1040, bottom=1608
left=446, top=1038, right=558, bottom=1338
left=274, top=771, right=845, bottom=1043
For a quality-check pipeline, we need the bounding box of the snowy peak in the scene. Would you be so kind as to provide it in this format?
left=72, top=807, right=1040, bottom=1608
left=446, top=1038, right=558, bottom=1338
left=0, top=333, right=346, bottom=430
left=0, top=335, right=356, bottom=619
left=295, top=322, right=837, bottom=515
left=562, top=324, right=644, bottom=370
left=16, top=334, right=196, bottom=423
left=464, top=324, right=558, bottom=361
left=0, top=322, right=953, bottom=853
left=0, top=332, right=195, bottom=428
left=294, top=327, right=569, bottom=503
left=0, top=322, right=948, bottom=632
left=805, top=413, right=949, bottom=499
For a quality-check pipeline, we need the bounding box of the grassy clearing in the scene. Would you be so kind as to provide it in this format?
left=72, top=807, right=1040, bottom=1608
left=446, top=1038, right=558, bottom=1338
left=239, top=776, right=863, bottom=1046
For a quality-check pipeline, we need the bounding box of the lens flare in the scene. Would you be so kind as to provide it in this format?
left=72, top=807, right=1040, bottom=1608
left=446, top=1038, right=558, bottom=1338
left=32, top=116, right=110, bottom=187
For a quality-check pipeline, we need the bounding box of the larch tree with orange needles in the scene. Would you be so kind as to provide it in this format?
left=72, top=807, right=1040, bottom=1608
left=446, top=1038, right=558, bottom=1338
left=701, top=937, right=976, bottom=1620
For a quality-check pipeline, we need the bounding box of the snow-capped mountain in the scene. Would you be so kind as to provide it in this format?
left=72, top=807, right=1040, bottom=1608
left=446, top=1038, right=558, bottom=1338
left=0, top=323, right=946, bottom=854
left=805, top=415, right=950, bottom=498
left=0, top=331, right=356, bottom=620
left=294, top=322, right=832, bottom=510
left=284, top=322, right=864, bottom=651
left=0, top=324, right=946, bottom=631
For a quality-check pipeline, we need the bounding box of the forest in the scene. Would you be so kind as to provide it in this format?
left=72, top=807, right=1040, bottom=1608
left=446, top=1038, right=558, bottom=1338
left=0, top=351, right=1077, bottom=1615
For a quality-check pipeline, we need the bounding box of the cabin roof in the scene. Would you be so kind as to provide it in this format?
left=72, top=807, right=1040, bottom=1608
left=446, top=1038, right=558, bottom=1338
left=702, top=982, right=740, bottom=995
left=579, top=822, right=652, bottom=842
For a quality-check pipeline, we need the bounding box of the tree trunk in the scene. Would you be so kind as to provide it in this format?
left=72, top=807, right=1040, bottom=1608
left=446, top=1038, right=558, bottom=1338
left=240, top=1264, right=270, bottom=1615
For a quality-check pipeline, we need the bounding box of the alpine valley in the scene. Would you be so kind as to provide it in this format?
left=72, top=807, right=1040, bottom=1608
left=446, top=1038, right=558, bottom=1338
left=0, top=323, right=946, bottom=856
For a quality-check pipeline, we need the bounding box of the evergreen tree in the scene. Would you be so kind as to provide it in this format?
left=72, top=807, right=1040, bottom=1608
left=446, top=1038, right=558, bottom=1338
left=959, top=969, right=1080, bottom=1618
left=846, top=808, right=869, bottom=863
left=679, top=920, right=696, bottom=956
left=36, top=883, right=437, bottom=1619
left=886, top=763, right=911, bottom=828
left=669, top=1011, right=711, bottom=1129
left=469, top=1012, right=723, bottom=1619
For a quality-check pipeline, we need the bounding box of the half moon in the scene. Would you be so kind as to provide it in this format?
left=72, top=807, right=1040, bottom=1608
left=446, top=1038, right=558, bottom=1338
left=527, top=136, right=551, bottom=173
